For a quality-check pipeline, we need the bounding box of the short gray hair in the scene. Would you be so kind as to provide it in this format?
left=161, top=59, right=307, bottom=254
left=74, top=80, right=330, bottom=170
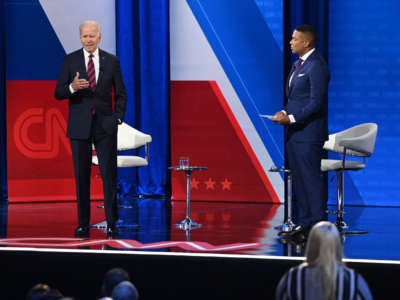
left=79, top=20, right=101, bottom=34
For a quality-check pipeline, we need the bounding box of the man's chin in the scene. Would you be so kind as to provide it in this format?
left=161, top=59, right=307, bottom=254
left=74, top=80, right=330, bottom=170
left=84, top=46, right=95, bottom=52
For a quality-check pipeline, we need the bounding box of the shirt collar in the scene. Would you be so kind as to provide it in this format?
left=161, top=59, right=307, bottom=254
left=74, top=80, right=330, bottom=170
left=300, top=48, right=315, bottom=62
left=83, top=48, right=99, bottom=59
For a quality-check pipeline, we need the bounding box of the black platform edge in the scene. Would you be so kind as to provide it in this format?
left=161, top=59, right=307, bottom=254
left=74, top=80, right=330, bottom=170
left=0, top=247, right=398, bottom=299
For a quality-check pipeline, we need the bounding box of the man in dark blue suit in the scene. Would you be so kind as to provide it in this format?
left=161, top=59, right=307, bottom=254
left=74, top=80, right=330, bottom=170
left=55, top=21, right=127, bottom=237
left=272, top=25, right=330, bottom=236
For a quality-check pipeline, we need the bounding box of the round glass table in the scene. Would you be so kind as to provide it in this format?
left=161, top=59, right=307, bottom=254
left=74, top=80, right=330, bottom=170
left=169, top=166, right=208, bottom=230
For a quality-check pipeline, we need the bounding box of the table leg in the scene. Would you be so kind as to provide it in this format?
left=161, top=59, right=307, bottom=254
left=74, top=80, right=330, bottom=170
left=284, top=173, right=295, bottom=230
left=186, top=171, right=191, bottom=221
left=174, top=170, right=202, bottom=230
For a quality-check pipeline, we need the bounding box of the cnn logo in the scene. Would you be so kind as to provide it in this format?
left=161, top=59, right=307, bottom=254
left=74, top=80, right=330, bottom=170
left=14, top=108, right=71, bottom=159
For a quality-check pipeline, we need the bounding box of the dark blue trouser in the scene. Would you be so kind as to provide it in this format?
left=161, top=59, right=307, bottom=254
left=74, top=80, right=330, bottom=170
left=286, top=139, right=327, bottom=228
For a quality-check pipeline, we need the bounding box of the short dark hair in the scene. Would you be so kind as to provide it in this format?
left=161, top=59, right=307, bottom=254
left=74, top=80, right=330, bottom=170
left=295, top=24, right=317, bottom=45
left=103, top=268, right=130, bottom=297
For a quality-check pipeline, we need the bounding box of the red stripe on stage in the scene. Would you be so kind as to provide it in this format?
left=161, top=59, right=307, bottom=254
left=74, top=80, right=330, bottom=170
left=0, top=237, right=268, bottom=252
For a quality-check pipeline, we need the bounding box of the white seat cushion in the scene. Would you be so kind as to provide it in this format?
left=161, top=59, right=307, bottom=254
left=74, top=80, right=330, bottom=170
left=321, top=159, right=365, bottom=172
left=117, top=156, right=148, bottom=167
left=92, top=155, right=148, bottom=167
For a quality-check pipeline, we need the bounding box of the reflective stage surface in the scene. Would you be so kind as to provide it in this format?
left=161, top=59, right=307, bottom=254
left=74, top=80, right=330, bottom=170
left=0, top=198, right=399, bottom=260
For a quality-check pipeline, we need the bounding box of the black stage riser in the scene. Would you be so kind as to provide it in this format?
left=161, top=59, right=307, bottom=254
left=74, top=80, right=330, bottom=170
left=0, top=249, right=398, bottom=300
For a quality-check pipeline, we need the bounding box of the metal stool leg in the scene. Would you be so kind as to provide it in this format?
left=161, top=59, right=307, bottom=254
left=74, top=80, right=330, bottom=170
left=271, top=167, right=296, bottom=232
left=331, top=170, right=368, bottom=235
left=336, top=170, right=347, bottom=229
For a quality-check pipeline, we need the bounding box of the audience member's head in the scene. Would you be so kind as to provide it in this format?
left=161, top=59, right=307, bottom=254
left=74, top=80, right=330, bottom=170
left=305, top=221, right=343, bottom=299
left=26, top=284, right=64, bottom=300
left=111, top=281, right=139, bottom=300
left=102, top=267, right=130, bottom=297
left=306, top=221, right=343, bottom=265
left=45, top=288, right=64, bottom=300
left=27, top=283, right=51, bottom=300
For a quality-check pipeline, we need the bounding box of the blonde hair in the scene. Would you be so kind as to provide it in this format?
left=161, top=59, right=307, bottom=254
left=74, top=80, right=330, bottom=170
left=79, top=20, right=101, bottom=34
left=304, top=221, right=343, bottom=300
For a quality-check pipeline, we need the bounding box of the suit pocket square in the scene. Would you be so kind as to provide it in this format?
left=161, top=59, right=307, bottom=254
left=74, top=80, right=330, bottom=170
left=297, top=73, right=306, bottom=77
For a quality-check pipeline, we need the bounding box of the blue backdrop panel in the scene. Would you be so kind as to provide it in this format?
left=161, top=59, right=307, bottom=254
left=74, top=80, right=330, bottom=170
left=116, top=0, right=170, bottom=196
left=286, top=0, right=329, bottom=63
left=5, top=0, right=66, bottom=80
left=187, top=0, right=284, bottom=168
left=116, top=0, right=138, bottom=195
left=255, top=0, right=283, bottom=52
left=329, top=0, right=400, bottom=206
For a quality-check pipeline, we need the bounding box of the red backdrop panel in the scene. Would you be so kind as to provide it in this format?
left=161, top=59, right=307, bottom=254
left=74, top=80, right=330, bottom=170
left=6, top=80, right=103, bottom=202
left=170, top=81, right=279, bottom=203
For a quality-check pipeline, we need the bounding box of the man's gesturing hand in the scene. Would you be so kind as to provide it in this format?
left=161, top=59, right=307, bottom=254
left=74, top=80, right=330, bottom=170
left=271, top=111, right=290, bottom=125
left=71, top=72, right=89, bottom=91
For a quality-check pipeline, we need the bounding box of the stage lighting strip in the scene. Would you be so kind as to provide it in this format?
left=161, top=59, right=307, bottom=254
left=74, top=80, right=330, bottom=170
left=0, top=238, right=268, bottom=252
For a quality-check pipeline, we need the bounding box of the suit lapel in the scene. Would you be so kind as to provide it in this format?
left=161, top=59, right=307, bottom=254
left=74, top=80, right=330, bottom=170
left=288, top=62, right=298, bottom=96
left=286, top=64, right=295, bottom=96
left=78, top=49, right=87, bottom=79
left=97, top=50, right=106, bottom=88
left=287, top=52, right=316, bottom=96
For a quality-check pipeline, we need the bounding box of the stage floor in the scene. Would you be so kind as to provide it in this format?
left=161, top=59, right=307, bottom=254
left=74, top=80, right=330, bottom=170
left=0, top=198, right=399, bottom=260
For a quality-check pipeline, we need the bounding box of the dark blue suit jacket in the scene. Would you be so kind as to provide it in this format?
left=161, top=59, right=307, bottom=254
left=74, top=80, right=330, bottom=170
left=54, top=48, right=127, bottom=140
left=285, top=51, right=330, bottom=143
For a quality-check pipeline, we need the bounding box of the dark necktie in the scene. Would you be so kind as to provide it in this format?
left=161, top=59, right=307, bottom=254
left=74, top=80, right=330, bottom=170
left=292, top=58, right=303, bottom=77
left=289, top=58, right=303, bottom=87
left=87, top=54, right=96, bottom=92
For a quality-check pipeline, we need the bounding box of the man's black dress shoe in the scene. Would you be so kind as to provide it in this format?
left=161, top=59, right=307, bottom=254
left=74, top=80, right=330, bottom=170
left=290, top=225, right=306, bottom=235
left=74, top=226, right=90, bottom=237
left=278, top=233, right=307, bottom=246
left=278, top=225, right=307, bottom=237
